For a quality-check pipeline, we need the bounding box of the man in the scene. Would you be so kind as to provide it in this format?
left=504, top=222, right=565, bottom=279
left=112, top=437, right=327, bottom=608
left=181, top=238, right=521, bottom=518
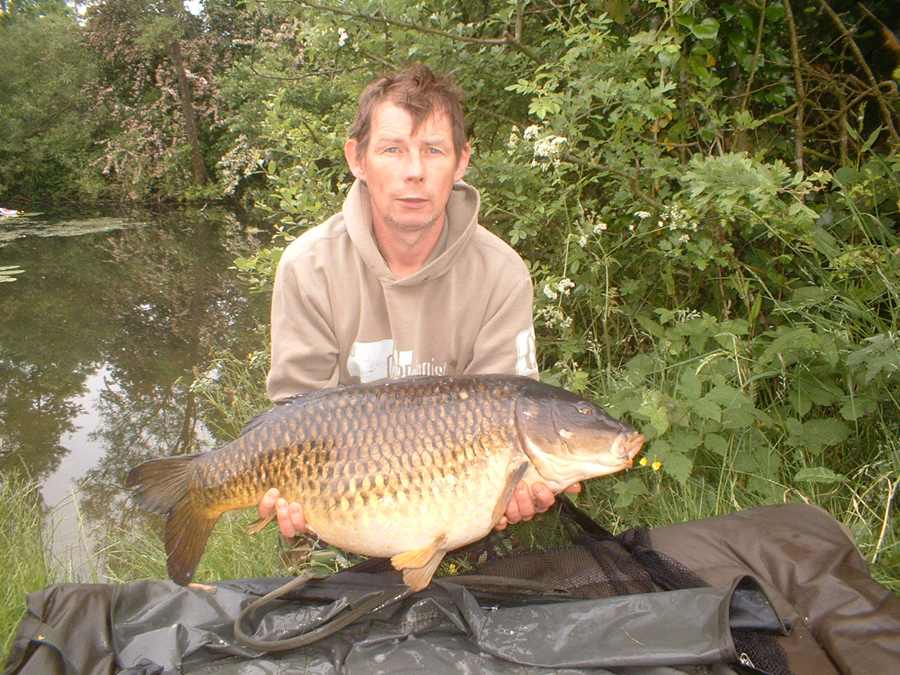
left=259, top=63, right=579, bottom=541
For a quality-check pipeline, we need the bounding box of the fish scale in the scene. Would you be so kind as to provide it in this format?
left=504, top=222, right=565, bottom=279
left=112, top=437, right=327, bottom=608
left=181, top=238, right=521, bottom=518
left=126, top=374, right=644, bottom=589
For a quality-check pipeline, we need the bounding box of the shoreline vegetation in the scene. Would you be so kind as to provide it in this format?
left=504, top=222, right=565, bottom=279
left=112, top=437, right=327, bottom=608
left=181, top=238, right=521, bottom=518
left=2, top=0, right=897, bottom=664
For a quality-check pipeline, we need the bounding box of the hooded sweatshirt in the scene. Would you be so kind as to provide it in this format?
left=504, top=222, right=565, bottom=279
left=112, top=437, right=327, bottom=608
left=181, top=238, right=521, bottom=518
left=266, top=179, right=537, bottom=401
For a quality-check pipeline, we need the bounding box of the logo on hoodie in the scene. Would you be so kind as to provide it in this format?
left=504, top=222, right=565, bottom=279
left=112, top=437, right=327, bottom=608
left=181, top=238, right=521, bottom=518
left=347, top=339, right=448, bottom=382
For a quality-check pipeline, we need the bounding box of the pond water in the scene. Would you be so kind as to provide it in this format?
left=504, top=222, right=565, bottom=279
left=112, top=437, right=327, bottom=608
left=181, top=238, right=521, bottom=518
left=0, top=207, right=270, bottom=578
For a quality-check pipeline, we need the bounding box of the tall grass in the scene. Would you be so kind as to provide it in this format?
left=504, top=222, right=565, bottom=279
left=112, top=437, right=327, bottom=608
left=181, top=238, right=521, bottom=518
left=100, top=509, right=286, bottom=585
left=0, top=476, right=56, bottom=660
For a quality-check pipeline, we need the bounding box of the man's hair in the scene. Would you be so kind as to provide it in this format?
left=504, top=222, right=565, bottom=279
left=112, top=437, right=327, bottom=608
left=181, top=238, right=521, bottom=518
left=349, top=63, right=467, bottom=159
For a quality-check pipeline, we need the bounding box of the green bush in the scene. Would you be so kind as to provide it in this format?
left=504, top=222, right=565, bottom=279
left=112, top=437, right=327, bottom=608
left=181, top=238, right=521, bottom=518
left=213, top=1, right=898, bottom=587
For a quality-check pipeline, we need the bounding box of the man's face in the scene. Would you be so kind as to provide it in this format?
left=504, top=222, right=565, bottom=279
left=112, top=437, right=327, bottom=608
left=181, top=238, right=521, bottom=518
left=345, top=102, right=470, bottom=235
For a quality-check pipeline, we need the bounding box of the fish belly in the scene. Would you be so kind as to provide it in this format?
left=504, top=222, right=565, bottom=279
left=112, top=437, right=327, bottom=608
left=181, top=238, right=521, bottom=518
left=303, top=449, right=516, bottom=558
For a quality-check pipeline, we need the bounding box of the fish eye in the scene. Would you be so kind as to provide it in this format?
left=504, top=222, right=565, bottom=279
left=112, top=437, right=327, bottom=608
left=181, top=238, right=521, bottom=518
left=575, top=403, right=593, bottom=416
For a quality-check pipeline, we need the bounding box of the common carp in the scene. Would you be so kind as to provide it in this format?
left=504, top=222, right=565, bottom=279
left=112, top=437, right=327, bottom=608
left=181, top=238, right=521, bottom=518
left=126, top=375, right=644, bottom=590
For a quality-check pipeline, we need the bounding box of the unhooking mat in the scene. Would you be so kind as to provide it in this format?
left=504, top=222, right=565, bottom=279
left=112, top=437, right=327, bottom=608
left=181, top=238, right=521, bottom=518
left=3, top=503, right=898, bottom=674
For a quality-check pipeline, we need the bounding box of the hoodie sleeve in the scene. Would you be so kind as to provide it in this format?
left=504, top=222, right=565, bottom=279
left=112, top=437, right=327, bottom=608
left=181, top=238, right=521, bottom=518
left=266, top=249, right=340, bottom=401
left=465, top=272, right=539, bottom=379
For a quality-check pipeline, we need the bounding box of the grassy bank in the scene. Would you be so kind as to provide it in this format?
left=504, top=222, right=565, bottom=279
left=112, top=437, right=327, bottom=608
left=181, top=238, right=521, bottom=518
left=0, top=477, right=56, bottom=660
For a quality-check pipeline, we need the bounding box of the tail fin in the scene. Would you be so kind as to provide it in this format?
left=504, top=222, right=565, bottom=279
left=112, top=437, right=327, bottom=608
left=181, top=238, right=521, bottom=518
left=126, top=455, right=220, bottom=585
left=164, top=499, right=220, bottom=585
left=126, top=456, right=198, bottom=514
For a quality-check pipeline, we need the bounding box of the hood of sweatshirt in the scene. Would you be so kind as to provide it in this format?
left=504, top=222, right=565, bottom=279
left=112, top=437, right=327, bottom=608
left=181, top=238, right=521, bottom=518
left=343, top=179, right=480, bottom=287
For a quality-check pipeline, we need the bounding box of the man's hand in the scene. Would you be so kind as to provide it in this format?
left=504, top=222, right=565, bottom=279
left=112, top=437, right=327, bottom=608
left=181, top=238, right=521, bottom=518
left=495, top=481, right=581, bottom=530
left=259, top=488, right=308, bottom=538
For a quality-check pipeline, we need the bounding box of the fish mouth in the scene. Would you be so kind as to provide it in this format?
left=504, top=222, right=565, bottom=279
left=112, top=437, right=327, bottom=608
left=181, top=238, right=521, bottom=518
left=612, top=431, right=645, bottom=468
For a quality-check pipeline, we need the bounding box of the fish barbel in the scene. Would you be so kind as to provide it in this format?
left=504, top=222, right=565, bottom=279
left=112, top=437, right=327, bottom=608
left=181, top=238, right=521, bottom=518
left=126, top=375, right=644, bottom=590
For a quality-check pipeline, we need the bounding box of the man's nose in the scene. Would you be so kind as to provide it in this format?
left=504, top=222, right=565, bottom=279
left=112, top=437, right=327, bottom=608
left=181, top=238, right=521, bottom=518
left=404, top=151, right=424, bottom=181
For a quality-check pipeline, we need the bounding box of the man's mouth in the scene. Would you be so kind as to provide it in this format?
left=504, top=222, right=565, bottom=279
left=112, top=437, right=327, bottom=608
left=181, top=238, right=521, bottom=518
left=398, top=197, right=429, bottom=206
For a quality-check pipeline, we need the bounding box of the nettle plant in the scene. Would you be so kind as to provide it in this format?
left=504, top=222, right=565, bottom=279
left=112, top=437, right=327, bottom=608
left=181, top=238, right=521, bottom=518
left=472, top=3, right=898, bottom=503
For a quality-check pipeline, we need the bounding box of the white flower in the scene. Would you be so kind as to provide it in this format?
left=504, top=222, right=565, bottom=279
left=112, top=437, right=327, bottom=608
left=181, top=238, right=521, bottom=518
left=506, top=126, right=520, bottom=151
left=542, top=283, right=558, bottom=300
left=533, top=135, right=567, bottom=159
left=523, top=125, right=540, bottom=142
left=556, top=277, right=575, bottom=295
left=337, top=27, right=349, bottom=47
left=578, top=234, right=588, bottom=247
left=593, top=221, right=608, bottom=234
left=634, top=210, right=651, bottom=219
left=678, top=233, right=690, bottom=242
left=675, top=309, right=701, bottom=322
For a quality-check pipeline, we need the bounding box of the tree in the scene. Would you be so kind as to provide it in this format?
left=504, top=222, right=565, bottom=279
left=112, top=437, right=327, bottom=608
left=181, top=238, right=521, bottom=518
left=84, top=0, right=219, bottom=198
left=0, top=4, right=104, bottom=201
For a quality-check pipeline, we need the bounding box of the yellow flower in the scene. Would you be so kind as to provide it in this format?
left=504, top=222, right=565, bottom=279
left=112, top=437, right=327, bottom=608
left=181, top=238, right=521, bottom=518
left=447, top=562, right=458, bottom=576
left=639, top=457, right=648, bottom=467
left=652, top=461, right=662, bottom=471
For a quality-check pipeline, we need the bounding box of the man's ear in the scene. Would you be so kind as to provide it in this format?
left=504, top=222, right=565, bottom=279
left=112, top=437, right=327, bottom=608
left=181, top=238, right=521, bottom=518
left=344, top=139, right=365, bottom=180
left=454, top=142, right=471, bottom=182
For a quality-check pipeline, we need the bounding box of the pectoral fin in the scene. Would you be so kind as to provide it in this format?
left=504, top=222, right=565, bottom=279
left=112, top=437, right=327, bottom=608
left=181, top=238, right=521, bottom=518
left=491, top=459, right=530, bottom=525
left=391, top=534, right=448, bottom=591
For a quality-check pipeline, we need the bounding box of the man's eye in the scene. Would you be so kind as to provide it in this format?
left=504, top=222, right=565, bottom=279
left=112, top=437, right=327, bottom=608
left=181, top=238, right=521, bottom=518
left=427, top=146, right=445, bottom=155
left=384, top=147, right=400, bottom=153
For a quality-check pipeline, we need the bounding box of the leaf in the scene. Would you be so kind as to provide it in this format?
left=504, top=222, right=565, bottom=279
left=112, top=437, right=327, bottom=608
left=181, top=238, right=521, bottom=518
left=785, top=417, right=803, bottom=437
left=638, top=393, right=670, bottom=436
left=765, top=3, right=786, bottom=22
left=788, top=418, right=852, bottom=453
left=807, top=227, right=840, bottom=258
left=678, top=368, right=702, bottom=400
left=758, top=326, right=815, bottom=367
left=794, top=467, right=846, bottom=484
left=690, top=18, right=720, bottom=41
left=625, top=353, right=657, bottom=378
left=647, top=406, right=670, bottom=436
left=791, top=387, right=813, bottom=417
left=692, top=397, right=721, bottom=422
left=661, top=452, right=693, bottom=484
left=847, top=334, right=900, bottom=384
left=607, top=389, right=643, bottom=417
left=789, top=373, right=840, bottom=417
left=838, top=396, right=877, bottom=421
left=636, top=314, right=666, bottom=338
left=791, top=286, right=830, bottom=304
left=719, top=319, right=749, bottom=336
left=721, top=406, right=756, bottom=429
left=861, top=126, right=883, bottom=155
left=704, top=433, right=729, bottom=456
left=669, top=430, right=703, bottom=453
left=706, top=384, right=750, bottom=407
left=705, top=384, right=756, bottom=428
left=602, top=0, right=629, bottom=24
left=613, top=476, right=649, bottom=508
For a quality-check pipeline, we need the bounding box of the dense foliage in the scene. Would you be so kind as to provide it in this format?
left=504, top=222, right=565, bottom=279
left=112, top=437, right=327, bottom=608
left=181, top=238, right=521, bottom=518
left=1, top=1, right=897, bottom=581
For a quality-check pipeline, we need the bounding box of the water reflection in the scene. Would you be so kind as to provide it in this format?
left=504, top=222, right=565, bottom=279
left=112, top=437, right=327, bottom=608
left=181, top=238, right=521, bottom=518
left=0, top=208, right=269, bottom=573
